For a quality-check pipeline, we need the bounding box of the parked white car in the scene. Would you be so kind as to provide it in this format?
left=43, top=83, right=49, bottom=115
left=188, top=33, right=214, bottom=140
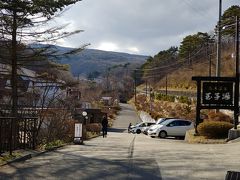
left=130, top=122, right=155, bottom=134
left=142, top=117, right=173, bottom=135
left=147, top=119, right=194, bottom=138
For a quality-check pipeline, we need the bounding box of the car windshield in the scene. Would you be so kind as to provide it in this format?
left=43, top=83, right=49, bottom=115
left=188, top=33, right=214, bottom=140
left=160, top=120, right=173, bottom=126
left=156, top=118, right=169, bottom=124
left=156, top=118, right=164, bottom=124
left=156, top=118, right=174, bottom=124
left=135, top=122, right=143, bottom=126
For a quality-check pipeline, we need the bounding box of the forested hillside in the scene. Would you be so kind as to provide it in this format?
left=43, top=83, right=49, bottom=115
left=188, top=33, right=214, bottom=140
left=139, top=5, right=240, bottom=91
left=58, top=47, right=148, bottom=77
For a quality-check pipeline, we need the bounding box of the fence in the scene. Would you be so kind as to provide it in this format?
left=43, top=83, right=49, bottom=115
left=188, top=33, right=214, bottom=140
left=0, top=117, right=37, bottom=154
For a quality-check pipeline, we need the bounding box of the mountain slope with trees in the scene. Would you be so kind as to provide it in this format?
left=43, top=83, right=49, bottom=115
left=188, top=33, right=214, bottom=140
left=58, top=47, right=148, bottom=77
left=139, top=5, right=240, bottom=91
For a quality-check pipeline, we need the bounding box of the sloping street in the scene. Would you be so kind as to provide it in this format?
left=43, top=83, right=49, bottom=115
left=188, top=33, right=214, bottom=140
left=0, top=104, right=240, bottom=180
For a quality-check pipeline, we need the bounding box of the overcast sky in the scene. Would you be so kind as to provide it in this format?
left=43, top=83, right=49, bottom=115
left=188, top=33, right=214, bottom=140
left=55, top=0, right=239, bottom=56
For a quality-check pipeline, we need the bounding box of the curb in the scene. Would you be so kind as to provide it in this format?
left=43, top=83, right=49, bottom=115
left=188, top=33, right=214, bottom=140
left=227, top=137, right=240, bottom=143
left=8, top=154, right=32, bottom=164
left=1, top=144, right=67, bottom=167
left=33, top=145, right=65, bottom=157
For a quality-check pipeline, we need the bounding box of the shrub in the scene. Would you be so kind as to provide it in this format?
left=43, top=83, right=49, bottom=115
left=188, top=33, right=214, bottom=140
left=151, top=111, right=161, bottom=120
left=114, top=106, right=121, bottom=111
left=167, top=95, right=175, bottom=102
left=137, top=94, right=147, bottom=103
left=177, top=96, right=191, bottom=104
left=37, top=109, right=75, bottom=144
left=86, top=131, right=99, bottom=139
left=155, top=93, right=175, bottom=102
left=183, top=104, right=191, bottom=114
left=197, top=121, right=233, bottom=138
left=86, top=123, right=101, bottom=133
left=108, top=114, right=114, bottom=119
left=45, top=140, right=64, bottom=150
left=207, top=111, right=233, bottom=123
left=168, top=111, right=177, bottom=117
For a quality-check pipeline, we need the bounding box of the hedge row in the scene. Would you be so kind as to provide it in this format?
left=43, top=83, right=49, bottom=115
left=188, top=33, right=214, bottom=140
left=155, top=93, right=175, bottom=102
left=197, top=121, right=233, bottom=138
left=155, top=93, right=191, bottom=104
left=86, top=123, right=102, bottom=133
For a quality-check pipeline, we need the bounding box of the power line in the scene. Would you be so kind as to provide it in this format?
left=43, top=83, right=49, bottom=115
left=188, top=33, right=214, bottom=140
left=134, top=47, right=218, bottom=81
left=181, top=0, right=214, bottom=19
left=136, top=43, right=213, bottom=74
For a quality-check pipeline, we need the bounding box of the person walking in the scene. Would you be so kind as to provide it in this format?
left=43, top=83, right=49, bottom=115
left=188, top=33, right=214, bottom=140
left=102, top=115, right=108, bottom=138
left=128, top=123, right=132, bottom=133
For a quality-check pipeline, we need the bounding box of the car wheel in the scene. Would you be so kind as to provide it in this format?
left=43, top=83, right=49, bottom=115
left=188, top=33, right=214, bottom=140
left=150, top=136, right=155, bottom=138
left=159, top=131, right=167, bottom=138
left=179, top=136, right=185, bottom=140
left=136, top=129, right=141, bottom=134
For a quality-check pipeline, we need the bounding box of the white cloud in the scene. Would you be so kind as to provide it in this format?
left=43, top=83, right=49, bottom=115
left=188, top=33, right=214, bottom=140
left=128, top=47, right=140, bottom=53
left=97, top=42, right=119, bottom=52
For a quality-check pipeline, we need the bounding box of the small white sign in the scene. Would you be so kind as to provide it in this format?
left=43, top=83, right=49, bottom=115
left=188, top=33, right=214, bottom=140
left=75, top=123, right=82, bottom=138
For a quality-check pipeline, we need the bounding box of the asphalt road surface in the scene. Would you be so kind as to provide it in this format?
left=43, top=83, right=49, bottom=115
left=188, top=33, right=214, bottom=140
left=0, top=103, right=240, bottom=180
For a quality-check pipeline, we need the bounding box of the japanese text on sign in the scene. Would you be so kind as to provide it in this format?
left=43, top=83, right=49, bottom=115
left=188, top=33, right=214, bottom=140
left=202, top=82, right=233, bottom=106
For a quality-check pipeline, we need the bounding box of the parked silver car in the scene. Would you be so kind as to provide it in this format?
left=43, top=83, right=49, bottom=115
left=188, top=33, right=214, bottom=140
left=130, top=122, right=155, bottom=134
left=147, top=119, right=194, bottom=138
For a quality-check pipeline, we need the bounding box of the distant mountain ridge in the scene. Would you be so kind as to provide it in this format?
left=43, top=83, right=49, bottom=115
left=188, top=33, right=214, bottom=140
left=58, top=47, right=148, bottom=76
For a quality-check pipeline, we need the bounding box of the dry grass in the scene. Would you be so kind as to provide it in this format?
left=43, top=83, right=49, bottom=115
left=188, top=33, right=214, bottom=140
left=0, top=151, right=22, bottom=166
left=134, top=94, right=196, bottom=121
left=155, top=48, right=236, bottom=90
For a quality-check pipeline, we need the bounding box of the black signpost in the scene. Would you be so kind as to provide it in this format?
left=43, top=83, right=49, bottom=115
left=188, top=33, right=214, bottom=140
left=192, top=16, right=239, bottom=134
left=192, top=76, right=238, bottom=134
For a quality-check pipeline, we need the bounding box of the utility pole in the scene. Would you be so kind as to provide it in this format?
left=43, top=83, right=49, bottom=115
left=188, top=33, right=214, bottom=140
left=134, top=70, right=137, bottom=104
left=165, top=75, right=168, bottom=96
left=234, top=16, right=239, bottom=129
left=145, top=80, right=148, bottom=97
left=188, top=52, right=191, bottom=66
left=106, top=68, right=110, bottom=92
left=207, top=41, right=212, bottom=77
left=216, top=0, right=222, bottom=77
left=149, top=87, right=153, bottom=113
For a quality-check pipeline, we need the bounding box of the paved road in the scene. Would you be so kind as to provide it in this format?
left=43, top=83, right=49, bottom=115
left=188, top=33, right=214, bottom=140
left=0, top=103, right=240, bottom=180
left=110, top=103, right=140, bottom=131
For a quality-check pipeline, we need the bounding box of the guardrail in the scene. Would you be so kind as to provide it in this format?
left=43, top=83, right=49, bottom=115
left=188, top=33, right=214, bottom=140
left=157, top=90, right=197, bottom=99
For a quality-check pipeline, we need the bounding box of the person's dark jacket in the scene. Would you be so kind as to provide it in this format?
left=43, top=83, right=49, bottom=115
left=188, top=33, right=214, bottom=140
left=102, top=117, right=108, bottom=128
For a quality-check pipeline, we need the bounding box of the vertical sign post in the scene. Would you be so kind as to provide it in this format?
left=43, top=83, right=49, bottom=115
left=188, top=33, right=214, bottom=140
left=234, top=16, right=239, bottom=129
left=74, top=123, right=82, bottom=144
